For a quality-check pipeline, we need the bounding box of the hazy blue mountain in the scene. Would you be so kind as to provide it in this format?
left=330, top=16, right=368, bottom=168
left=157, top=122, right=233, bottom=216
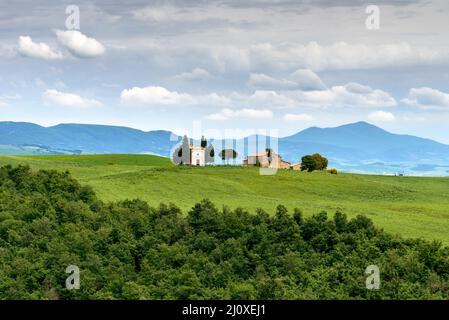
left=0, top=122, right=179, bottom=155
left=1, top=120, right=449, bottom=175
left=282, top=122, right=449, bottom=160
left=280, top=121, right=449, bottom=162
left=277, top=122, right=449, bottom=175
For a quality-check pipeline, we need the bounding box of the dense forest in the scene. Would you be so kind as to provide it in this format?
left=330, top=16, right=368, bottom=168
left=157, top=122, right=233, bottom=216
left=0, top=165, right=448, bottom=299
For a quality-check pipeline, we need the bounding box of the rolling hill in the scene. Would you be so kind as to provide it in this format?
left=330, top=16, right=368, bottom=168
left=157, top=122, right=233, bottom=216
left=1, top=121, right=449, bottom=175
left=1, top=154, right=449, bottom=245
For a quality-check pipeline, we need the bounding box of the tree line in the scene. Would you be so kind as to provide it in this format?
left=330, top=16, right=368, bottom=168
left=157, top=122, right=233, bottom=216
left=0, top=165, right=448, bottom=299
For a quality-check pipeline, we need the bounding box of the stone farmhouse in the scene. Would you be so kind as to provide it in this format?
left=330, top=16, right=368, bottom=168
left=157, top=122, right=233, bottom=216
left=243, top=149, right=292, bottom=169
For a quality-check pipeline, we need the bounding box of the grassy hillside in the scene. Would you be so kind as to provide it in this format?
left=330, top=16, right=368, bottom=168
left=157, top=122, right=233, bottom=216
left=1, top=154, right=449, bottom=244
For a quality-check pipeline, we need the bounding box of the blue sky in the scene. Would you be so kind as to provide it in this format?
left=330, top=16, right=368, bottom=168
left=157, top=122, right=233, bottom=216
left=1, top=0, right=449, bottom=142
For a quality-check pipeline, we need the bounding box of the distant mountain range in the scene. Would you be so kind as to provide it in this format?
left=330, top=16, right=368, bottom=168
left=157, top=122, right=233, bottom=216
left=278, top=122, right=449, bottom=175
left=0, top=122, right=176, bottom=155
left=1, top=121, right=449, bottom=175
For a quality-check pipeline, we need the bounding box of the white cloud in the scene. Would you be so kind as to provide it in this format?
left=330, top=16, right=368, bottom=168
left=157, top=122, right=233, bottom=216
left=120, top=86, right=196, bottom=106
left=249, top=41, right=448, bottom=71
left=283, top=113, right=314, bottom=122
left=290, top=69, right=326, bottom=91
left=174, top=68, right=213, bottom=81
left=248, top=73, right=298, bottom=90
left=235, top=90, right=297, bottom=108
left=43, top=89, right=102, bottom=108
left=120, top=85, right=231, bottom=107
left=402, top=87, right=449, bottom=109
left=56, top=30, right=106, bottom=58
left=205, top=108, right=273, bottom=120
left=120, top=81, right=395, bottom=110
left=368, top=111, right=396, bottom=122
left=245, top=73, right=392, bottom=108
left=0, top=101, right=8, bottom=108
left=248, top=69, right=326, bottom=91
left=287, top=83, right=396, bottom=108
left=132, top=4, right=251, bottom=24
left=18, top=36, right=63, bottom=60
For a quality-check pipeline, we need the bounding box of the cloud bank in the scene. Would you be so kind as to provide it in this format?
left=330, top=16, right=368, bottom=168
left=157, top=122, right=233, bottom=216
left=18, top=36, right=63, bottom=60
left=43, top=89, right=102, bottom=108
left=402, top=87, right=449, bottom=109
left=56, top=30, right=106, bottom=58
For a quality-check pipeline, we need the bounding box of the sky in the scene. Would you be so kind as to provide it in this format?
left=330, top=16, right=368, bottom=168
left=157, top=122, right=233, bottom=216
left=1, top=0, right=449, bottom=142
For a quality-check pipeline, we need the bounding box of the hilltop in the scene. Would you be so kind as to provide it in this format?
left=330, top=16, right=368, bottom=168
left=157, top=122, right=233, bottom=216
left=1, top=154, right=449, bottom=244
left=1, top=121, right=449, bottom=175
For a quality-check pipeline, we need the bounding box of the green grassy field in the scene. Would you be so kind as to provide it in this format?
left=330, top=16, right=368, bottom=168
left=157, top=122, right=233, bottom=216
left=1, top=154, right=449, bottom=244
